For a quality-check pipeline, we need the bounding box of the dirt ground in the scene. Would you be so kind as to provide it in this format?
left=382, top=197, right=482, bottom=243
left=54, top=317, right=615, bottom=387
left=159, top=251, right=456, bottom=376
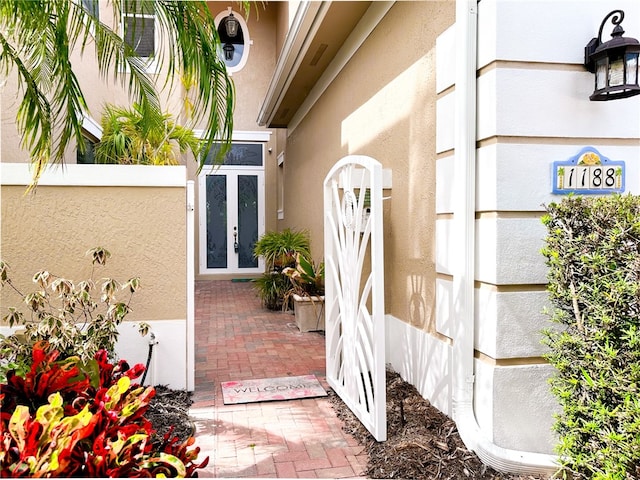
left=327, top=370, right=552, bottom=480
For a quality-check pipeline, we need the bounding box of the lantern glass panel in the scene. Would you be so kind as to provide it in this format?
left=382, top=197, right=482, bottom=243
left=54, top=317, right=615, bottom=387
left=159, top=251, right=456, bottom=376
left=626, top=53, right=638, bottom=85
left=226, top=16, right=239, bottom=37
left=596, top=58, right=607, bottom=89
left=609, top=55, right=625, bottom=86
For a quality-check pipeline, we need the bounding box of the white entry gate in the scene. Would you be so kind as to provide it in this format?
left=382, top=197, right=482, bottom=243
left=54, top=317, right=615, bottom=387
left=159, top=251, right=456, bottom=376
left=323, top=155, right=386, bottom=442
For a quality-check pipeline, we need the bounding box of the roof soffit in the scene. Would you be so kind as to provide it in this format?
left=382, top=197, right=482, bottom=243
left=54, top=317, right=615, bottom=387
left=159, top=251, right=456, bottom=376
left=257, top=1, right=377, bottom=128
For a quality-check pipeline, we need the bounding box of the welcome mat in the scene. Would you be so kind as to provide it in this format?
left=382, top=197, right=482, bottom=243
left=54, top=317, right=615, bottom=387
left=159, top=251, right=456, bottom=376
left=221, top=375, right=327, bottom=405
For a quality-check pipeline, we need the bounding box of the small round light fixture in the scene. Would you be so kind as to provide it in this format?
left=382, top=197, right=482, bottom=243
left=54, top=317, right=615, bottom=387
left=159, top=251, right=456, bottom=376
left=584, top=9, right=640, bottom=101
left=225, top=12, right=240, bottom=38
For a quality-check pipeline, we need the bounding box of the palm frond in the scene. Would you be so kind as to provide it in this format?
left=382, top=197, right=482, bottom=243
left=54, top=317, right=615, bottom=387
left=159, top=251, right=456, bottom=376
left=0, top=0, right=252, bottom=181
left=0, top=31, right=52, bottom=178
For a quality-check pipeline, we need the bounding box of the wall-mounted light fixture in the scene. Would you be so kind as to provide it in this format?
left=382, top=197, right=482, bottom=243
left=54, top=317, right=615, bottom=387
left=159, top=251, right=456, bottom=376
left=223, top=43, right=235, bottom=61
left=584, top=9, right=640, bottom=101
left=225, top=12, right=240, bottom=38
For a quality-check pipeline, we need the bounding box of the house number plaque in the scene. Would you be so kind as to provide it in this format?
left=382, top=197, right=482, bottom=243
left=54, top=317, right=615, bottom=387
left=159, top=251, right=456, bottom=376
left=552, top=147, right=625, bottom=195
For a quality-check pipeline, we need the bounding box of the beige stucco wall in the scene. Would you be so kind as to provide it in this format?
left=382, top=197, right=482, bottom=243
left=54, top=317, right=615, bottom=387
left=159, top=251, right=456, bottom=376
left=281, top=2, right=455, bottom=328
left=0, top=184, right=186, bottom=322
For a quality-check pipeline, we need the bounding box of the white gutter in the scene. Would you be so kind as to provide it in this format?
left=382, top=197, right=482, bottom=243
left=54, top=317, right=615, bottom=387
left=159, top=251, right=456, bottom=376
left=451, top=0, right=558, bottom=475
left=256, top=1, right=331, bottom=127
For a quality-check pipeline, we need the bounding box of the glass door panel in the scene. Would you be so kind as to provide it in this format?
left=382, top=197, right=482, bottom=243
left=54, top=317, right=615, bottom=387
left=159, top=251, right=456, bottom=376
left=206, top=175, right=227, bottom=268
left=237, top=175, right=259, bottom=268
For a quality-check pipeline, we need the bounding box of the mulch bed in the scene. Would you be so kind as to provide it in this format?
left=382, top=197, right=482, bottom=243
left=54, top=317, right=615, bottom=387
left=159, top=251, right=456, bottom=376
left=328, top=370, right=551, bottom=480
left=147, top=385, right=195, bottom=445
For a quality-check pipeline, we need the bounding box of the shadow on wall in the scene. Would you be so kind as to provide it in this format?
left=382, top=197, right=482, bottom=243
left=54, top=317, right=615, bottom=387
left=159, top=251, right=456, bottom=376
left=408, top=272, right=428, bottom=330
left=386, top=270, right=452, bottom=415
left=390, top=314, right=452, bottom=415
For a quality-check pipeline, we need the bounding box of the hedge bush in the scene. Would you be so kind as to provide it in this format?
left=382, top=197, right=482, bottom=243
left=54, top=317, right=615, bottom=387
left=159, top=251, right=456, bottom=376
left=541, top=194, right=640, bottom=480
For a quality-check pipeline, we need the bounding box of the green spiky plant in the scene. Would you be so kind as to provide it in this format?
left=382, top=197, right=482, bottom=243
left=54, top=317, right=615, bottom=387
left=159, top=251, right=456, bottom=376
left=252, top=229, right=311, bottom=272
left=251, top=272, right=290, bottom=311
left=95, top=103, right=200, bottom=165
left=252, top=229, right=311, bottom=310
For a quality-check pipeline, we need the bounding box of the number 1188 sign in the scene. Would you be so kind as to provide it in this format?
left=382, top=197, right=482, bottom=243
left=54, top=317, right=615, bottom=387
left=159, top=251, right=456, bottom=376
left=552, top=147, right=625, bottom=195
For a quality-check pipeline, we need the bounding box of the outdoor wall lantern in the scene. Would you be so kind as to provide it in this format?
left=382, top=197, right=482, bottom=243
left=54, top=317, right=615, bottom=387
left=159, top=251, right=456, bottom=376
left=584, top=9, right=640, bottom=101
left=225, top=12, right=240, bottom=38
left=223, top=43, right=235, bottom=61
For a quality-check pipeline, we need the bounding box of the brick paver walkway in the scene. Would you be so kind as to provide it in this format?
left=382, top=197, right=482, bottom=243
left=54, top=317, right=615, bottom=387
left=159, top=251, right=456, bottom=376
left=190, top=280, right=368, bottom=478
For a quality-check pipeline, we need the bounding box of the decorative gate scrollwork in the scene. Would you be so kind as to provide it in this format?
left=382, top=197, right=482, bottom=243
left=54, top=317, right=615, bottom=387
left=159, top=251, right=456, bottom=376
left=323, top=155, right=386, bottom=441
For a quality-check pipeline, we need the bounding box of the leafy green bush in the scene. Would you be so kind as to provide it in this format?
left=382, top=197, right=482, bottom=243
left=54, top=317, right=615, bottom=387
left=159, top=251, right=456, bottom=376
left=541, top=194, right=640, bottom=480
left=253, top=228, right=311, bottom=272
left=252, top=229, right=311, bottom=309
left=0, top=341, right=208, bottom=477
left=0, top=248, right=147, bottom=381
left=252, top=272, right=291, bottom=310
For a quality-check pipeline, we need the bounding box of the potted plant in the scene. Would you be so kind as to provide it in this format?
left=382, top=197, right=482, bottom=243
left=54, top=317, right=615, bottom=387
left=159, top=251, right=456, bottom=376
left=252, top=229, right=311, bottom=310
left=283, top=254, right=325, bottom=332
left=253, top=228, right=310, bottom=271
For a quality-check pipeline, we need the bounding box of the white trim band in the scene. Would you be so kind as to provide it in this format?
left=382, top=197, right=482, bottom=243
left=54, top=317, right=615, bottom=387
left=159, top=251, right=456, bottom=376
left=0, top=163, right=186, bottom=187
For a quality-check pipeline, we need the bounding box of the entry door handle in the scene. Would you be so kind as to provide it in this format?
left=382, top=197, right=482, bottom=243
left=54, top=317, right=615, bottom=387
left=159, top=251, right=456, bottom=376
left=233, top=226, right=239, bottom=253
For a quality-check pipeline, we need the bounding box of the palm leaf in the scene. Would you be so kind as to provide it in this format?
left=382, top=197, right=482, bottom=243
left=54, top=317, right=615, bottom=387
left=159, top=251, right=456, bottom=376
left=0, top=0, right=251, bottom=183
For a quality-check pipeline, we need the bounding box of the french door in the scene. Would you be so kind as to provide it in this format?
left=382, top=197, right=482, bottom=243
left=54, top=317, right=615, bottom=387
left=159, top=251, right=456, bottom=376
left=199, top=167, right=265, bottom=275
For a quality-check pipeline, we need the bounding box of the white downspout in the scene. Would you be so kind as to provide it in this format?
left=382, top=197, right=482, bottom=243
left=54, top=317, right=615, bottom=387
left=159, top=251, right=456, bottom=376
left=451, top=0, right=557, bottom=475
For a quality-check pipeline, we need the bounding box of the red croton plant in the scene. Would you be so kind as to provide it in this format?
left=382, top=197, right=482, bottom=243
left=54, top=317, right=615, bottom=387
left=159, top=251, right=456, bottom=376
left=0, top=341, right=208, bottom=477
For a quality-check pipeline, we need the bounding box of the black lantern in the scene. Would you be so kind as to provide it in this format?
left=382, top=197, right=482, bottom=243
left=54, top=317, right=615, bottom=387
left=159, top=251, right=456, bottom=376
left=223, top=43, right=235, bottom=61
left=584, top=9, right=640, bottom=101
left=225, top=12, right=239, bottom=38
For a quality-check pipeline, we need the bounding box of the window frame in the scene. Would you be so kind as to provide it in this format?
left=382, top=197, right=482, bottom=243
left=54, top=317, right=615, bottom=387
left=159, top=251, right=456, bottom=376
left=122, top=4, right=159, bottom=74
left=76, top=115, right=102, bottom=164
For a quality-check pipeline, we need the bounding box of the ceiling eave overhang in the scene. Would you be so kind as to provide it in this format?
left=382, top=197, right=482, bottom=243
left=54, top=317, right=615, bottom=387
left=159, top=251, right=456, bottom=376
left=257, top=2, right=394, bottom=130
left=256, top=2, right=331, bottom=128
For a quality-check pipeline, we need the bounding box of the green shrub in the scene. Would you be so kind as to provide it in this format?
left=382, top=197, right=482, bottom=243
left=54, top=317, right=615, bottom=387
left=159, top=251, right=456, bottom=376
left=252, top=271, right=291, bottom=310
left=0, top=341, right=208, bottom=477
left=541, top=194, right=640, bottom=480
left=252, top=229, right=311, bottom=309
left=0, top=248, right=147, bottom=381
left=253, top=228, right=311, bottom=272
